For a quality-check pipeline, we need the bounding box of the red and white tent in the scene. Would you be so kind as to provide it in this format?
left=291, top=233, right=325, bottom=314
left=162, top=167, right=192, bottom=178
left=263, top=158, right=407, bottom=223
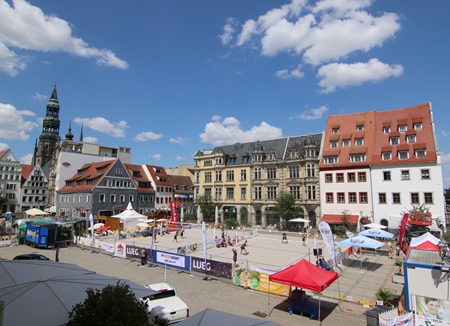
left=410, top=232, right=440, bottom=248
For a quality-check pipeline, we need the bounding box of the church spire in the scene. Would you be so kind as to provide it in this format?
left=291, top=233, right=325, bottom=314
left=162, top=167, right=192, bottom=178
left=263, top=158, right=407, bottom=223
left=79, top=123, right=84, bottom=142
left=65, top=121, right=74, bottom=141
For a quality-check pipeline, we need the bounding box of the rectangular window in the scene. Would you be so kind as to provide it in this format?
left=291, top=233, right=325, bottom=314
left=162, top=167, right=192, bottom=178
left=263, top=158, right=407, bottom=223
left=392, top=193, right=401, bottom=204
left=383, top=126, right=391, bottom=133
left=415, top=149, right=426, bottom=158
left=240, top=187, right=246, bottom=200
left=240, top=169, right=247, bottom=181
left=307, top=185, right=316, bottom=200
left=390, top=137, right=400, bottom=145
left=330, top=141, right=338, bottom=148
left=348, top=192, right=357, bottom=203
left=267, top=186, right=277, bottom=200
left=398, top=151, right=409, bottom=160
left=383, top=171, right=391, bottom=181
left=254, top=168, right=262, bottom=180
left=215, top=171, right=222, bottom=182
left=325, top=173, right=333, bottom=183
left=401, top=170, right=410, bottom=180
left=289, top=166, right=300, bottom=178
left=359, top=192, right=368, bottom=203
left=324, top=156, right=338, bottom=164
left=347, top=172, right=356, bottom=182
left=226, top=170, right=234, bottom=182
left=205, top=172, right=212, bottom=182
left=411, top=193, right=419, bottom=204
left=355, top=138, right=364, bottom=146
left=289, top=186, right=301, bottom=200
left=382, top=152, right=392, bottom=160
left=120, top=195, right=125, bottom=202
left=424, top=192, right=433, bottom=204
left=350, top=154, right=366, bottom=162
left=326, top=193, right=334, bottom=203
left=398, top=124, right=407, bottom=133
left=110, top=194, right=116, bottom=203
left=342, top=139, right=351, bottom=147
left=337, top=193, right=345, bottom=203
left=254, top=186, right=262, bottom=200
left=379, top=193, right=387, bottom=204
left=336, top=173, right=344, bottom=183
left=99, top=194, right=105, bottom=203
left=266, top=167, right=277, bottom=179
left=414, top=122, right=422, bottom=130
left=407, top=135, right=416, bottom=144
left=421, top=169, right=430, bottom=180
left=215, top=187, right=222, bottom=200
left=226, top=188, right=234, bottom=200
left=358, top=172, right=366, bottom=182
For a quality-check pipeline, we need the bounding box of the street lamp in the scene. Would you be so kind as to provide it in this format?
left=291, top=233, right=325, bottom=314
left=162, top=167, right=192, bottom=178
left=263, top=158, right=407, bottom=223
left=437, top=240, right=450, bottom=265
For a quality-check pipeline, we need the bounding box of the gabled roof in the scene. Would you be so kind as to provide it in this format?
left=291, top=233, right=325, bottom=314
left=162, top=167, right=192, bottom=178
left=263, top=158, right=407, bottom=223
left=21, top=164, right=34, bottom=185
left=124, top=163, right=155, bottom=194
left=58, top=160, right=117, bottom=193
left=0, top=150, right=9, bottom=160
left=145, top=165, right=173, bottom=186
left=168, top=175, right=194, bottom=193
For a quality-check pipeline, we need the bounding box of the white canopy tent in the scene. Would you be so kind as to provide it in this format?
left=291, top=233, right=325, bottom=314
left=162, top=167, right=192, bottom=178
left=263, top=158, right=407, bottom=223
left=111, top=202, right=148, bottom=230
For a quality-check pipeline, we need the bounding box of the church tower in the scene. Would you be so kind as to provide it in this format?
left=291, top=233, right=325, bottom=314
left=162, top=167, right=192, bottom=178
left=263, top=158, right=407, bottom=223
left=34, top=84, right=61, bottom=168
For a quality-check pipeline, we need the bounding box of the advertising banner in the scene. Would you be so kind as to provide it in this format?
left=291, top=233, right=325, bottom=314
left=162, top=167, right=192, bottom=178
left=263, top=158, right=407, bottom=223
left=191, top=256, right=232, bottom=279
left=232, top=267, right=290, bottom=296
left=153, top=250, right=190, bottom=271
left=114, top=242, right=126, bottom=258
left=125, top=244, right=151, bottom=261
left=415, top=295, right=450, bottom=325
left=319, top=221, right=336, bottom=265
left=170, top=201, right=178, bottom=223
left=398, top=213, right=410, bottom=250
left=104, top=242, right=115, bottom=254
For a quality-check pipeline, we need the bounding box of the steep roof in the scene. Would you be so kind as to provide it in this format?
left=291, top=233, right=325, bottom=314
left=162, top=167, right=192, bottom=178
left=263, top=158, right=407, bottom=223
left=145, top=165, right=173, bottom=186
left=20, top=164, right=34, bottom=185
left=169, top=175, right=194, bottom=193
left=124, top=163, right=155, bottom=194
left=58, top=160, right=117, bottom=193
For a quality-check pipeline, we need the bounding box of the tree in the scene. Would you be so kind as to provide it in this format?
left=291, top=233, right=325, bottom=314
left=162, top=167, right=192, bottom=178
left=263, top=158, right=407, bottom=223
left=341, top=210, right=351, bottom=228
left=68, top=281, right=148, bottom=326
left=376, top=288, right=394, bottom=307
left=196, top=194, right=215, bottom=223
left=272, top=191, right=299, bottom=225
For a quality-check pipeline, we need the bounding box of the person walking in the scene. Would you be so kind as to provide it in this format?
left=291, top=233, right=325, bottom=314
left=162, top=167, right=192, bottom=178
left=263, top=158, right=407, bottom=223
left=240, top=240, right=249, bottom=255
left=140, top=248, right=147, bottom=266
left=173, top=231, right=179, bottom=243
left=232, top=248, right=238, bottom=268
left=282, top=232, right=288, bottom=244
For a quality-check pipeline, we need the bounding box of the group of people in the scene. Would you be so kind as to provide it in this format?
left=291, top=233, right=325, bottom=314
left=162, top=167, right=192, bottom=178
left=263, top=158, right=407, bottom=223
left=281, top=232, right=306, bottom=246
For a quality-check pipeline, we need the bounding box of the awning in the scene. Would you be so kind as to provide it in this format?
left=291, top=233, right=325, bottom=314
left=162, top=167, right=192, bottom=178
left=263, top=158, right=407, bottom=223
left=321, top=214, right=359, bottom=225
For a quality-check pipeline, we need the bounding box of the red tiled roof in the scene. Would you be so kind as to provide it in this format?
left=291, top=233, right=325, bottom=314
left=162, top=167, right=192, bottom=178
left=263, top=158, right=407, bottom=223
left=321, top=214, right=359, bottom=224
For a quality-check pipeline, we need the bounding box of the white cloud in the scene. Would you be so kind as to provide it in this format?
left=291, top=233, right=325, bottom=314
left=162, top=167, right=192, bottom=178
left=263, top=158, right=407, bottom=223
left=441, top=130, right=449, bottom=139
left=230, top=0, right=400, bottom=65
left=169, top=137, right=187, bottom=145
left=176, top=155, right=185, bottom=160
left=73, top=117, right=128, bottom=138
left=291, top=105, right=329, bottom=120
left=274, top=64, right=304, bottom=79
left=200, top=116, right=282, bottom=146
left=20, top=153, right=32, bottom=164
left=0, top=0, right=128, bottom=76
left=83, top=136, right=98, bottom=143
left=220, top=17, right=237, bottom=45
left=0, top=103, right=37, bottom=140
left=135, top=131, right=163, bottom=142
left=32, top=92, right=47, bottom=100
left=152, top=154, right=161, bottom=160
left=317, top=58, right=403, bottom=93
left=0, top=142, right=8, bottom=151
left=442, top=152, right=450, bottom=171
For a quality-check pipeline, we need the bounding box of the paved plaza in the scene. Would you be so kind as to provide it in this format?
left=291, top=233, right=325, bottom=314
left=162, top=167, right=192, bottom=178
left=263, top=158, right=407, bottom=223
left=0, top=228, right=404, bottom=325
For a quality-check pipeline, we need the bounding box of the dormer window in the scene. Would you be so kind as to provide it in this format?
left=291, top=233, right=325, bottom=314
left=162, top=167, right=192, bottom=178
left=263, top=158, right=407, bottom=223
left=390, top=137, right=400, bottom=145
left=342, top=139, right=350, bottom=147
left=407, top=135, right=416, bottom=144
left=383, top=126, right=391, bottom=134
left=330, top=140, right=338, bottom=148
left=332, top=127, right=339, bottom=134
left=414, top=122, right=422, bottom=130
left=415, top=149, right=426, bottom=158
left=382, top=152, right=392, bottom=160
left=355, top=138, right=364, bottom=146
left=398, top=124, right=407, bottom=133
left=356, top=124, right=364, bottom=131
left=398, top=151, right=409, bottom=160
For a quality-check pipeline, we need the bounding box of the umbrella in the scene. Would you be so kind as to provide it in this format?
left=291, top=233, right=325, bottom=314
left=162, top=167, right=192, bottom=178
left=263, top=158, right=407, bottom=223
left=87, top=223, right=105, bottom=231
left=0, top=260, right=157, bottom=326
left=136, top=222, right=150, bottom=229
left=177, top=308, right=279, bottom=326
left=362, top=223, right=387, bottom=229
left=338, top=235, right=384, bottom=249
left=95, top=226, right=110, bottom=232
left=359, top=228, right=394, bottom=239
left=289, top=218, right=310, bottom=223
left=25, top=208, right=49, bottom=216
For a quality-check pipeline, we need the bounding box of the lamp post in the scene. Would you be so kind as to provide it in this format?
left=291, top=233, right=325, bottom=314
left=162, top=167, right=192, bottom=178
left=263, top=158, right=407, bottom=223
left=437, top=240, right=450, bottom=265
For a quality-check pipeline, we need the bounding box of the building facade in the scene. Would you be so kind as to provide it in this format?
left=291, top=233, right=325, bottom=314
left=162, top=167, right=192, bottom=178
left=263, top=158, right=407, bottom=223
left=193, top=134, right=323, bottom=227
left=319, top=102, right=445, bottom=232
left=0, top=150, right=22, bottom=213
left=20, top=164, right=49, bottom=212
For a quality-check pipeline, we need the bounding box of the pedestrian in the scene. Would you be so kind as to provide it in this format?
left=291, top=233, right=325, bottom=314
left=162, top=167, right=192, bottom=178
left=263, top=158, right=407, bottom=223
left=282, top=232, right=288, bottom=244
left=232, top=248, right=237, bottom=268
left=302, top=234, right=306, bottom=246
left=153, top=230, right=157, bottom=242
left=241, top=240, right=248, bottom=255
left=140, top=248, right=147, bottom=265
left=180, top=229, right=184, bottom=239
left=173, top=231, right=178, bottom=242
left=55, top=242, right=60, bottom=262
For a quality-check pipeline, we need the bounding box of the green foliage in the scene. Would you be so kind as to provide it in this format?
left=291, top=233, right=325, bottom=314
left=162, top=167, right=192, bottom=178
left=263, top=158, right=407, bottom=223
left=183, top=212, right=197, bottom=222
left=195, top=194, right=215, bottom=222
left=443, top=231, right=450, bottom=243
left=340, top=210, right=351, bottom=227
left=376, top=288, right=394, bottom=306
left=334, top=225, right=347, bottom=237
left=68, top=281, right=148, bottom=326
left=272, top=191, right=298, bottom=222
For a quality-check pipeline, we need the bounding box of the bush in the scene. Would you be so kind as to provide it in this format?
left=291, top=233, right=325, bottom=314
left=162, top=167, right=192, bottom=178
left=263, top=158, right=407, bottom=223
left=334, top=226, right=347, bottom=237
left=68, top=281, right=148, bottom=326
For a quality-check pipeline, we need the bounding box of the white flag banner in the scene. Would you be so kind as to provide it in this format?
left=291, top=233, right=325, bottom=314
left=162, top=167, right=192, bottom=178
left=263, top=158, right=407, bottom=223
left=201, top=222, right=207, bottom=265
left=319, top=221, right=336, bottom=265
left=89, top=213, right=95, bottom=244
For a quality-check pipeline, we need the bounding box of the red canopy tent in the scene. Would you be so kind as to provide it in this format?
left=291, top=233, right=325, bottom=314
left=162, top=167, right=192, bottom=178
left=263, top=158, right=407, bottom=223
left=268, top=259, right=339, bottom=321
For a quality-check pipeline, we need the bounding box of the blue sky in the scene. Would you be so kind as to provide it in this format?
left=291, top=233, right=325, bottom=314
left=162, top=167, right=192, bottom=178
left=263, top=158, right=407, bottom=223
left=1, top=0, right=450, bottom=187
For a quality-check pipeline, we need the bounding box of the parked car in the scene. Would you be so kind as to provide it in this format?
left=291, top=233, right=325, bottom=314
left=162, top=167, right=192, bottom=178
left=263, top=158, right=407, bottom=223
left=142, top=282, right=189, bottom=325
left=13, top=254, right=50, bottom=260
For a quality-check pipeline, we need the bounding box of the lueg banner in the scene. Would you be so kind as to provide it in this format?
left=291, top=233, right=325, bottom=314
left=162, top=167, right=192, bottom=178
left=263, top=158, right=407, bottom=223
left=319, top=221, right=336, bottom=265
